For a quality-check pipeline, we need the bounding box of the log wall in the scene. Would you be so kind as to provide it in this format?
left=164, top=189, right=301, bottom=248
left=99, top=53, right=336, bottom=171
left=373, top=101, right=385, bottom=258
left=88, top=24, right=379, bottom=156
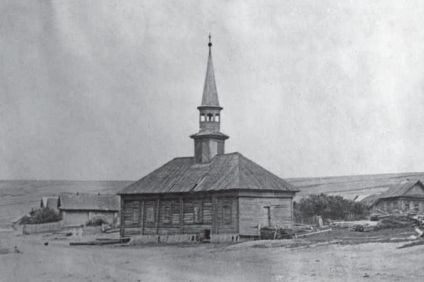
left=121, top=195, right=219, bottom=237
left=121, top=192, right=293, bottom=237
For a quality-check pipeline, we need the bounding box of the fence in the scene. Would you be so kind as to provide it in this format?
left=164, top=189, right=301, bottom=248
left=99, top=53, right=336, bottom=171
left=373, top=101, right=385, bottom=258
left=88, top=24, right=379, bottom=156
left=23, top=221, right=64, bottom=234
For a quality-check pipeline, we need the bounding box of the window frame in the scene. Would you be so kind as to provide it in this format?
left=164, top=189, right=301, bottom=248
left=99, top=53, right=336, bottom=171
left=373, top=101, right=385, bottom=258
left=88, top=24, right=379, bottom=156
left=222, top=203, right=232, bottom=225
left=193, top=202, right=203, bottom=224
left=163, top=204, right=172, bottom=224
left=145, top=205, right=155, bottom=224
left=131, top=201, right=140, bottom=223
left=414, top=202, right=419, bottom=212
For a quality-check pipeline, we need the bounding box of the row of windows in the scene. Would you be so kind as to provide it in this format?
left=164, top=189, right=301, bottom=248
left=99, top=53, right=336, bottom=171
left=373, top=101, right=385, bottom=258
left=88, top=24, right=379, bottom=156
left=129, top=201, right=232, bottom=225
left=384, top=201, right=422, bottom=212
left=200, top=113, right=220, bottom=122
left=404, top=201, right=420, bottom=212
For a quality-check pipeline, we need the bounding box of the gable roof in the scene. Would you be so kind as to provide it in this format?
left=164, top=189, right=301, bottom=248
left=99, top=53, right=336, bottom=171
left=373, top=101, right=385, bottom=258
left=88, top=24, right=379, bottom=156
left=59, top=192, right=120, bottom=211
left=118, top=152, right=297, bottom=195
left=40, top=196, right=59, bottom=210
left=360, top=193, right=381, bottom=208
left=378, top=180, right=424, bottom=199
left=362, top=180, right=424, bottom=207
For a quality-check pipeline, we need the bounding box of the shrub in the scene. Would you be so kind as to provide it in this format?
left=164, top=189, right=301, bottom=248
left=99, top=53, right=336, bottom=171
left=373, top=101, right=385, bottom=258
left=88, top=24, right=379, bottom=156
left=294, top=193, right=369, bottom=222
left=86, top=216, right=110, bottom=227
left=20, top=207, right=62, bottom=224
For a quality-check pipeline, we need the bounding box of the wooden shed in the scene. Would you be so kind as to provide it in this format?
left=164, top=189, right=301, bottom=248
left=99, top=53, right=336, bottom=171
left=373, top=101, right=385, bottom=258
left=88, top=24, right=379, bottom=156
left=40, top=196, right=59, bottom=212
left=366, top=180, right=424, bottom=213
left=118, top=37, right=297, bottom=240
left=59, top=192, right=120, bottom=227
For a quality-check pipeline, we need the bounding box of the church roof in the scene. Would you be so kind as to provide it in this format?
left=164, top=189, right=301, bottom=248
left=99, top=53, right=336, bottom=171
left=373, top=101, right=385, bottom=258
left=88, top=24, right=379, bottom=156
left=118, top=152, right=297, bottom=195
left=200, top=47, right=220, bottom=107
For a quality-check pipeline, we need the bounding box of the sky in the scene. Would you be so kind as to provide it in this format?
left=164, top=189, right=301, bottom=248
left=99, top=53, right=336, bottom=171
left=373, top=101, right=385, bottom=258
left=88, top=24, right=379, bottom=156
left=1, top=0, right=424, bottom=181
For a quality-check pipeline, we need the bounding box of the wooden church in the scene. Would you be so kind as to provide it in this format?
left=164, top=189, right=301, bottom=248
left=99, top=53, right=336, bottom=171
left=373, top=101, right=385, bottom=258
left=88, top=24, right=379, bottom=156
left=118, top=37, right=298, bottom=241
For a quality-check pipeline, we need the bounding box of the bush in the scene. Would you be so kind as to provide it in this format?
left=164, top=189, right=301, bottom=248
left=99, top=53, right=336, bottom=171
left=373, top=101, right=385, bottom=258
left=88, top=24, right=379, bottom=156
left=20, top=207, right=62, bottom=224
left=86, top=216, right=110, bottom=227
left=294, top=193, right=369, bottom=222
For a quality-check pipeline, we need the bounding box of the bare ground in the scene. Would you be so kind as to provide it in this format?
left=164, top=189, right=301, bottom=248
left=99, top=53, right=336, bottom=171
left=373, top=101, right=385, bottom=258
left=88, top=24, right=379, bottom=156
left=1, top=228, right=424, bottom=282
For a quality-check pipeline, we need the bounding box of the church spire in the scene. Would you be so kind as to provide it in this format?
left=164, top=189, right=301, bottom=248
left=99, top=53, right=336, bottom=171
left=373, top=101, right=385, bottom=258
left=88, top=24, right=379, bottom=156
left=201, top=33, right=220, bottom=108
left=190, top=34, right=229, bottom=164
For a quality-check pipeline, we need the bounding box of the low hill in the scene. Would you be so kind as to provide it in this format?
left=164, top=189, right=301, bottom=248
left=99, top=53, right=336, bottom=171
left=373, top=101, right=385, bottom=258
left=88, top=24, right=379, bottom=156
left=2, top=172, right=424, bottom=227
left=289, top=172, right=424, bottom=202
left=0, top=180, right=132, bottom=227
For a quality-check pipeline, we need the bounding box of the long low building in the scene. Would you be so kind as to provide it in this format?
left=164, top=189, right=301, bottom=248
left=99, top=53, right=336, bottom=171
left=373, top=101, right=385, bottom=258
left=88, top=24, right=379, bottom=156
left=59, top=192, right=120, bottom=227
left=363, top=179, right=424, bottom=213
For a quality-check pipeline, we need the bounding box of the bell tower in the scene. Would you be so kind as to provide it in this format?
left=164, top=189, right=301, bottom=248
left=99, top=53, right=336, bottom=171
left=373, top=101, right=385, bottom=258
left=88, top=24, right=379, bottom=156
left=190, top=34, right=229, bottom=163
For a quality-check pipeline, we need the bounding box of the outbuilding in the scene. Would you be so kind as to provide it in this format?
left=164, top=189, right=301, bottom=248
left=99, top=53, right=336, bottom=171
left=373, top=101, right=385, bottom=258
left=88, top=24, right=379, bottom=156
left=59, top=192, right=120, bottom=227
left=40, top=196, right=60, bottom=212
left=366, top=179, right=424, bottom=213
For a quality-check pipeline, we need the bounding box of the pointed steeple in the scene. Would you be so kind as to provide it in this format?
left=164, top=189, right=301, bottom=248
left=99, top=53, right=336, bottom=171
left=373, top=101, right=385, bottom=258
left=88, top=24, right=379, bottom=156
left=190, top=34, right=229, bottom=164
left=201, top=34, right=220, bottom=107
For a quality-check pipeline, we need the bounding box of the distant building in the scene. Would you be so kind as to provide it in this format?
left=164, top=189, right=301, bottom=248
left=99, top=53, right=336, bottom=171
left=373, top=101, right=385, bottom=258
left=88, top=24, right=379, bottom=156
left=40, top=196, right=59, bottom=212
left=59, top=192, right=120, bottom=227
left=118, top=36, right=297, bottom=240
left=365, top=180, right=424, bottom=213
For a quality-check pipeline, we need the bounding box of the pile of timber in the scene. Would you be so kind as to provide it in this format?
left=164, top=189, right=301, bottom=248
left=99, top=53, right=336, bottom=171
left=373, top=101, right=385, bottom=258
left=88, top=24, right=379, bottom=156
left=377, top=214, right=418, bottom=229
left=352, top=224, right=375, bottom=232
left=293, top=223, right=313, bottom=232
left=260, top=227, right=294, bottom=240
left=330, top=220, right=379, bottom=232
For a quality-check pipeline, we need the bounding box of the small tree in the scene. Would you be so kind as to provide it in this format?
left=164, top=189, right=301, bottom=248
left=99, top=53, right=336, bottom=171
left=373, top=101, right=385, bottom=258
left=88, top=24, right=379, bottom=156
left=295, top=193, right=369, bottom=222
left=20, top=207, right=62, bottom=224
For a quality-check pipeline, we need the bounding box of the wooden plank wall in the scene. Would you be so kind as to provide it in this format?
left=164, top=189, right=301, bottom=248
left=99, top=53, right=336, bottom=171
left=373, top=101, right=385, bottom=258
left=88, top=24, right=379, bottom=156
left=238, top=197, right=293, bottom=236
left=122, top=196, right=217, bottom=237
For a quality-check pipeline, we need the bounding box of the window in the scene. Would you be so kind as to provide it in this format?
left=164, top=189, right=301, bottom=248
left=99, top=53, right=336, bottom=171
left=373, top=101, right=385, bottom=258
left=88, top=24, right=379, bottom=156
left=223, top=204, right=231, bottom=224
left=215, top=114, right=220, bottom=122
left=146, top=205, right=155, bottom=223
left=200, top=114, right=205, bottom=122
left=163, top=205, right=171, bottom=224
left=132, top=201, right=140, bottom=223
left=405, top=202, right=410, bottom=211
left=414, top=203, right=419, bottom=212
left=194, top=203, right=203, bottom=223
left=265, top=207, right=271, bottom=227
left=207, top=114, right=213, bottom=121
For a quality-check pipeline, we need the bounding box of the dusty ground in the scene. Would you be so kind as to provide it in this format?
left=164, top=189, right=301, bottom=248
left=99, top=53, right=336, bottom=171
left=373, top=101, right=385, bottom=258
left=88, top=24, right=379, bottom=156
left=1, top=228, right=424, bottom=282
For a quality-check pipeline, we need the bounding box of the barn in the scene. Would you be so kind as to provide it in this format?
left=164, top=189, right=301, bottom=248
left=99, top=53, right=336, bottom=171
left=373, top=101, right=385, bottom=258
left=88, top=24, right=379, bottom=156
left=59, top=192, right=120, bottom=227
left=367, top=179, right=424, bottom=213
left=118, top=37, right=297, bottom=240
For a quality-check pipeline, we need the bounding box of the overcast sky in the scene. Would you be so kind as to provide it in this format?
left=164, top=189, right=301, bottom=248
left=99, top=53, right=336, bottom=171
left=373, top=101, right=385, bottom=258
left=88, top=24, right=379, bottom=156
left=1, top=0, right=424, bottom=180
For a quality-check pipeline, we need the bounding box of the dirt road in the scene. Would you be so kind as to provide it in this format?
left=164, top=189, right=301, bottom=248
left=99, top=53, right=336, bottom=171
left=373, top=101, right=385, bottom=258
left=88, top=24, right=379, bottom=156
left=1, top=231, right=423, bottom=282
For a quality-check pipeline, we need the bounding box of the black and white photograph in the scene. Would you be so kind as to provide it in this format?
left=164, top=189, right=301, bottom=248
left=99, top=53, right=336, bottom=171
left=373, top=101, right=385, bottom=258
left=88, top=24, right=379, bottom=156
left=1, top=1, right=424, bottom=281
